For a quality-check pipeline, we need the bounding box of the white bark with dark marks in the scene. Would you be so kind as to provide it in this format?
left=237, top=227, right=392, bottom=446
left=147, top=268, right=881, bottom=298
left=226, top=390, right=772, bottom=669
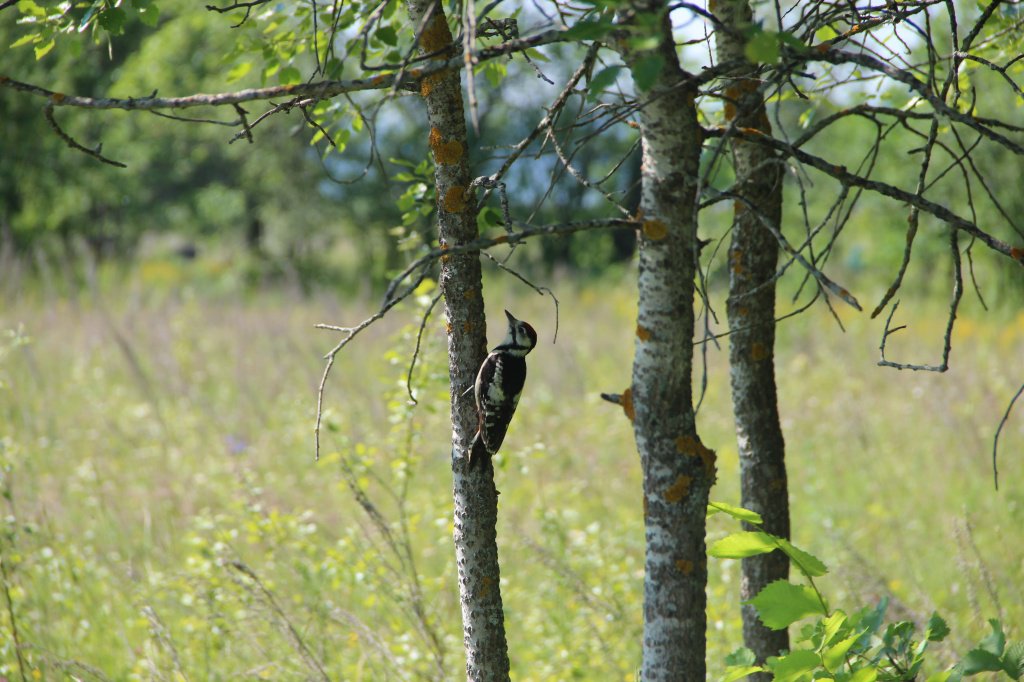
left=616, top=4, right=715, bottom=679
left=402, top=1, right=510, bottom=679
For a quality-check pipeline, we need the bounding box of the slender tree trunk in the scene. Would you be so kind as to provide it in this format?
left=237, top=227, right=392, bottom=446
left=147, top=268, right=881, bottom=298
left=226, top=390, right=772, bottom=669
left=714, top=0, right=790, bottom=672
left=617, top=5, right=715, bottom=679
left=403, top=2, right=510, bottom=679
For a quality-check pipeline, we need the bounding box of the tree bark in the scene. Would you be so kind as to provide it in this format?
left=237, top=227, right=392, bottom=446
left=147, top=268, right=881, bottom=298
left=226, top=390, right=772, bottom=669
left=402, top=1, right=510, bottom=679
left=714, top=0, right=790, bottom=673
left=616, top=5, right=715, bottom=679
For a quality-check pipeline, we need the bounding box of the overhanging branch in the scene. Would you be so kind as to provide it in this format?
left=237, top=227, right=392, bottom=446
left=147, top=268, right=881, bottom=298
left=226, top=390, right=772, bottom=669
left=720, top=127, right=1024, bottom=265
left=0, top=28, right=568, bottom=112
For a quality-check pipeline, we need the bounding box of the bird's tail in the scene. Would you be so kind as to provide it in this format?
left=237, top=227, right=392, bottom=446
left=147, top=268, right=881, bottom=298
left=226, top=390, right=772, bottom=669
left=467, top=432, right=489, bottom=469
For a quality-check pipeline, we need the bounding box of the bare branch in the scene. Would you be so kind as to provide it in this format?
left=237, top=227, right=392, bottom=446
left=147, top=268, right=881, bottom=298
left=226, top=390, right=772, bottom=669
left=719, top=127, right=1024, bottom=264
left=43, top=103, right=126, bottom=167
left=993, top=380, right=1024, bottom=491
left=405, top=290, right=443, bottom=405
left=877, top=229, right=963, bottom=372
left=0, top=29, right=568, bottom=112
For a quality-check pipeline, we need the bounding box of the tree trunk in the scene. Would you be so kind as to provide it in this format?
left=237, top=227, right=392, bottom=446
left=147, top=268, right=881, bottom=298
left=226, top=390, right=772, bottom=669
left=402, top=2, right=510, bottom=679
left=714, top=0, right=790, bottom=672
left=617, top=5, right=715, bottom=679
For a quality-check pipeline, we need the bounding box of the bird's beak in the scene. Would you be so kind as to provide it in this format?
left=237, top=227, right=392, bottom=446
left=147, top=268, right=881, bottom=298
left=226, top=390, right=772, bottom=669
left=504, top=309, right=517, bottom=324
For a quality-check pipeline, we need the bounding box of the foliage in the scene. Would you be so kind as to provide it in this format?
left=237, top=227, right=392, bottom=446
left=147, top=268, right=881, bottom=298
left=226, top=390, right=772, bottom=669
left=710, top=506, right=1023, bottom=682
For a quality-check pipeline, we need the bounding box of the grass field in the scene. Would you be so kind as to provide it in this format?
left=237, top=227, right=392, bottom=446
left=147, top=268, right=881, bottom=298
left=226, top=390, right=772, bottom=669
left=1, top=266, right=1021, bottom=680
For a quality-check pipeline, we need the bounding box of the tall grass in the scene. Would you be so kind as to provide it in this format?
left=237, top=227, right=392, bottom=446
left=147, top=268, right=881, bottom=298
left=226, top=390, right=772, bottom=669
left=0, top=265, right=1021, bottom=680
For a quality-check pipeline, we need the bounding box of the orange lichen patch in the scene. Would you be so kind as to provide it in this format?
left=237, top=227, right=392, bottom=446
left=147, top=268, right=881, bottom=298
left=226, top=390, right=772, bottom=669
left=643, top=219, right=668, bottom=241
left=622, top=387, right=635, bottom=422
left=463, top=288, right=477, bottom=299
left=493, top=235, right=508, bottom=244
left=769, top=477, right=786, bottom=491
left=420, top=71, right=445, bottom=98
left=730, top=250, right=745, bottom=276
left=51, top=92, right=66, bottom=103
left=462, top=321, right=473, bottom=333
left=428, top=127, right=463, bottom=165
left=675, top=435, right=717, bottom=476
left=428, top=126, right=443, bottom=149
left=370, top=74, right=387, bottom=86
left=1011, top=246, right=1024, bottom=262
left=443, top=185, right=468, bottom=213
left=676, top=558, right=695, bottom=575
left=636, top=324, right=652, bottom=342
left=420, top=14, right=453, bottom=54
left=664, top=475, right=692, bottom=504
left=751, top=342, right=769, bottom=362
left=435, top=139, right=463, bottom=165
left=479, top=575, right=493, bottom=598
left=445, top=322, right=453, bottom=333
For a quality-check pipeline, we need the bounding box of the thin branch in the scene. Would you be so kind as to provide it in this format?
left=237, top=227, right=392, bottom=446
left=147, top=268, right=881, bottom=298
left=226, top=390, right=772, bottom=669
left=232, top=103, right=254, bottom=143
left=405, top=290, right=443, bottom=405
left=43, top=103, right=126, bottom=167
left=481, top=251, right=560, bottom=344
left=877, top=229, right=963, bottom=372
left=719, top=127, right=1024, bottom=264
left=993, top=381, right=1024, bottom=491
left=1, top=29, right=569, bottom=111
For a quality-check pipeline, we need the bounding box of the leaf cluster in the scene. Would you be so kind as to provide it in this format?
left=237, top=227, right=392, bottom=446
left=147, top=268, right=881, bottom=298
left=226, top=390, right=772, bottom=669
left=710, top=504, right=1023, bottom=682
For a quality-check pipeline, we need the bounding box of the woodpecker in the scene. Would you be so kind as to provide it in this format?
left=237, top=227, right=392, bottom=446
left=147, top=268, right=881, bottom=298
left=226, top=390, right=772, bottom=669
left=468, top=310, right=537, bottom=468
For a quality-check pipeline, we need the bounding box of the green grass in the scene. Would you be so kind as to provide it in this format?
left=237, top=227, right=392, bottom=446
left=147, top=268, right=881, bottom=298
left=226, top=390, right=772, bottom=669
left=0, top=268, right=1021, bottom=680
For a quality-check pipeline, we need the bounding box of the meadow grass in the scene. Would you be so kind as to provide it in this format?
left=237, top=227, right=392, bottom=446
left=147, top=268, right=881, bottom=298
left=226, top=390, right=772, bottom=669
left=0, top=265, right=1021, bottom=680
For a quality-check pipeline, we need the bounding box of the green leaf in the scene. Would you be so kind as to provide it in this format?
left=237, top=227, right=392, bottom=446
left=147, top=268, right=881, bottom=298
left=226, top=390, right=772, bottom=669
left=822, top=632, right=862, bottom=671
left=17, top=0, right=46, bottom=17
left=960, top=648, right=1004, bottom=675
left=564, top=18, right=613, bottom=41
left=226, top=62, right=253, bottom=83
left=745, top=30, right=780, bottom=64
left=631, top=54, right=665, bottom=92
left=707, top=501, right=763, bottom=524
left=724, top=647, right=757, bottom=667
left=279, top=66, right=302, bottom=85
left=850, top=668, right=879, bottom=682
left=926, top=612, right=951, bottom=642
left=708, top=531, right=778, bottom=559
left=819, top=611, right=848, bottom=648
left=97, top=7, right=128, bottom=35
left=33, top=37, right=54, bottom=59
left=778, top=539, right=828, bottom=577
left=979, top=619, right=1006, bottom=656
left=1003, top=640, right=1024, bottom=679
left=137, top=5, right=159, bottom=28
left=766, top=649, right=820, bottom=682
left=748, top=580, right=827, bottom=630
left=376, top=25, right=398, bottom=46
left=10, top=33, right=37, bottom=49
left=588, top=65, right=624, bottom=97
left=708, top=501, right=765, bottom=522
left=720, top=666, right=763, bottom=682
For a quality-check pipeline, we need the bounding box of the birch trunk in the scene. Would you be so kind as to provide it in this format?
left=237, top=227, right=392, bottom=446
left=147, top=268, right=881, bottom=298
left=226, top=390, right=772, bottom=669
left=714, top=0, right=790, bottom=672
left=402, top=1, right=510, bottom=678
left=617, top=5, right=715, bottom=678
